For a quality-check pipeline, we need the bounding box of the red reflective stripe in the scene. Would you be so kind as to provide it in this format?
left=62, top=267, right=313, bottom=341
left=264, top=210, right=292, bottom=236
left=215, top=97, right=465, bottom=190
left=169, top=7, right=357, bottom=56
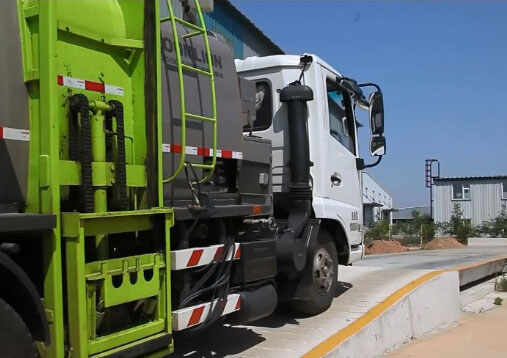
left=234, top=245, right=241, bottom=260
left=187, top=249, right=204, bottom=267
left=197, top=147, right=210, bottom=156
left=85, top=80, right=105, bottom=93
left=0, top=126, right=3, bottom=139
left=221, top=150, right=233, bottom=159
left=235, top=298, right=241, bottom=310
left=213, top=246, right=223, bottom=261
left=164, top=144, right=242, bottom=159
left=57, top=75, right=64, bottom=86
left=171, top=144, right=182, bottom=154
left=188, top=306, right=205, bottom=327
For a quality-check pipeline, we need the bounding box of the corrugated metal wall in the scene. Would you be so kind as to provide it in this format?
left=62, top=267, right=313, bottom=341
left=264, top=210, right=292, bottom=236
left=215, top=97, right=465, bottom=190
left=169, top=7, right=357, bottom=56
left=433, top=180, right=506, bottom=225
left=204, top=9, right=280, bottom=59
left=204, top=8, right=245, bottom=59
left=160, top=1, right=282, bottom=60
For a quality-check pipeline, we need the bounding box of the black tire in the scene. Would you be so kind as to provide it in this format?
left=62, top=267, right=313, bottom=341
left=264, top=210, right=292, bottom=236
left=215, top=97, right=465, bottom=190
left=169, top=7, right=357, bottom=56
left=0, top=298, right=38, bottom=358
left=290, top=230, right=338, bottom=316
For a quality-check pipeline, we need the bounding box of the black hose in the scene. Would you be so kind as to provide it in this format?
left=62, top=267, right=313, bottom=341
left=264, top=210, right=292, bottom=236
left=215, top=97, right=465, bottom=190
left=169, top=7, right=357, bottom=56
left=178, top=238, right=234, bottom=308
left=108, top=100, right=128, bottom=211
left=68, top=97, right=80, bottom=209
left=70, top=94, right=94, bottom=213
left=183, top=238, right=235, bottom=332
left=68, top=102, right=79, bottom=161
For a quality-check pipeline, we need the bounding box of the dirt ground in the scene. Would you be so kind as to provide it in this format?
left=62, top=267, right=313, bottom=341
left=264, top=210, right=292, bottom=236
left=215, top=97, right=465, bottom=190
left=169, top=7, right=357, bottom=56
left=387, top=303, right=507, bottom=358
left=423, top=237, right=463, bottom=250
left=365, top=240, right=408, bottom=255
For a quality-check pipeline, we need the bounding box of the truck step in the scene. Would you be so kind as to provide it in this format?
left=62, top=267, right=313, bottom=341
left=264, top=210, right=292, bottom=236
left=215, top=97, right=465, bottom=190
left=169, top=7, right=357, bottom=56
left=170, top=243, right=241, bottom=270
left=171, top=294, right=241, bottom=331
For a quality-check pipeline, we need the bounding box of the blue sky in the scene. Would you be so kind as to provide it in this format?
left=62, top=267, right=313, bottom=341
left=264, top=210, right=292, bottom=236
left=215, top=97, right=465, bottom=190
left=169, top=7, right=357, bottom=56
left=231, top=1, right=507, bottom=207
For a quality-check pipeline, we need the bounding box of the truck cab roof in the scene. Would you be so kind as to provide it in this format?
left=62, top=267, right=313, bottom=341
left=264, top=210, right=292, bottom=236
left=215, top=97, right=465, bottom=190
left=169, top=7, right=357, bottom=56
left=235, top=54, right=343, bottom=79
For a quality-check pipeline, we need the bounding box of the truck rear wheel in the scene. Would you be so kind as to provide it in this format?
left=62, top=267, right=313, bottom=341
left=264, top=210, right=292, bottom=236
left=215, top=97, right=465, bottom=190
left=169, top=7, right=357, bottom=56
left=290, top=230, right=338, bottom=316
left=0, top=298, right=38, bottom=358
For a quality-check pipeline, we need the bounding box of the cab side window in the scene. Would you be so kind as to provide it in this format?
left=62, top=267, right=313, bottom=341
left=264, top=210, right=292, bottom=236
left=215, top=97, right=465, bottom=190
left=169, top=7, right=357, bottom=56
left=327, top=81, right=355, bottom=154
left=243, top=81, right=273, bottom=132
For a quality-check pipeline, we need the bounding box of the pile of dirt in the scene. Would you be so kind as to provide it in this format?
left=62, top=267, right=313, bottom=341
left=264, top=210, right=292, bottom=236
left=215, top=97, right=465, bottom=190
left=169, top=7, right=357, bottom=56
left=423, top=237, right=464, bottom=250
left=365, top=240, right=409, bottom=255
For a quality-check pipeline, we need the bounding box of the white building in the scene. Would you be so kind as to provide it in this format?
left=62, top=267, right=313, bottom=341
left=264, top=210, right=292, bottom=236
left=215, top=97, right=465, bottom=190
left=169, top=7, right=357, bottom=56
left=362, top=172, right=394, bottom=227
left=433, top=175, right=507, bottom=226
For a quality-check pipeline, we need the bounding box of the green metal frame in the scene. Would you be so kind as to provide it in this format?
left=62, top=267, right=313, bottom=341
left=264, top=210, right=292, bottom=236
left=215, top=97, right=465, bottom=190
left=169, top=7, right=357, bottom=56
left=17, top=1, right=174, bottom=357
left=62, top=209, right=173, bottom=357
left=162, top=0, right=218, bottom=184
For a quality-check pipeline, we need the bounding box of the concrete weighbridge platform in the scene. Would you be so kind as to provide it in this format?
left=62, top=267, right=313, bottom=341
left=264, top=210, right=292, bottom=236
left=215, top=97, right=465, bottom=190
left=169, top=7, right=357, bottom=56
left=173, top=246, right=507, bottom=358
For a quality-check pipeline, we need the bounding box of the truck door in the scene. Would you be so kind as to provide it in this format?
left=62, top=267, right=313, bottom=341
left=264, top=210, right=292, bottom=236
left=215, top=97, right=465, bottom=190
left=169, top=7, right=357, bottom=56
left=321, top=67, right=363, bottom=246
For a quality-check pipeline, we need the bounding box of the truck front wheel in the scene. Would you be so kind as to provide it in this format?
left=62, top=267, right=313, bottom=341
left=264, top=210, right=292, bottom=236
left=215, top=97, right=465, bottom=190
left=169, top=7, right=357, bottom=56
left=290, top=230, right=338, bottom=315
left=0, top=298, right=38, bottom=358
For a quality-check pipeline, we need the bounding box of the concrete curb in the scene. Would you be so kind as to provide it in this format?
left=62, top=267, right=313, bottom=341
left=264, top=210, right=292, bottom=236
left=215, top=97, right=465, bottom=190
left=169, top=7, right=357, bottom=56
left=302, top=256, right=507, bottom=358
left=468, top=238, right=507, bottom=246
left=332, top=272, right=460, bottom=358
left=454, top=257, right=507, bottom=287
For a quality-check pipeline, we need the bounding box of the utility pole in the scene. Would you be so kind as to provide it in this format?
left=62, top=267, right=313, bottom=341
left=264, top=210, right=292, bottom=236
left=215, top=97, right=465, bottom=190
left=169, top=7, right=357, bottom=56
left=425, top=159, right=440, bottom=218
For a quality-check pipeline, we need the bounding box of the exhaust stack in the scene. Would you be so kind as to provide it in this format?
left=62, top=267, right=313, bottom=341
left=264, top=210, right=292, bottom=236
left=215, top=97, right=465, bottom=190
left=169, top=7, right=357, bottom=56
left=276, top=81, right=314, bottom=274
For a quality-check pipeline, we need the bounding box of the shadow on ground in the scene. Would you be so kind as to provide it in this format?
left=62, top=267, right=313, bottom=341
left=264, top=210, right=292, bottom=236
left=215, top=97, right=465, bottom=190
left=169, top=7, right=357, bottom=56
left=172, top=281, right=352, bottom=357
left=172, top=324, right=265, bottom=358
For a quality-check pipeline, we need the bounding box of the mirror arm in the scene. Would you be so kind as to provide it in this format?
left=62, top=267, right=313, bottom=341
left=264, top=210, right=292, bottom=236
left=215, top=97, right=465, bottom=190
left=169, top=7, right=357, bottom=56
left=356, top=156, right=382, bottom=170
left=358, top=82, right=382, bottom=92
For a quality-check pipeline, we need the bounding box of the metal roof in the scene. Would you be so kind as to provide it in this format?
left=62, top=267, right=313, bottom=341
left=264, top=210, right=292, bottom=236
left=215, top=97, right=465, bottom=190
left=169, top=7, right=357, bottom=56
left=434, top=175, right=507, bottom=182
left=223, top=0, right=284, bottom=55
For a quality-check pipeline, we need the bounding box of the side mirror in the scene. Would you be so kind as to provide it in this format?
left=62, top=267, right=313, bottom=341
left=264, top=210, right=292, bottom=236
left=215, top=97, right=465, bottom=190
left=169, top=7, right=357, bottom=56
left=369, top=91, right=384, bottom=135
left=370, top=136, right=386, bottom=156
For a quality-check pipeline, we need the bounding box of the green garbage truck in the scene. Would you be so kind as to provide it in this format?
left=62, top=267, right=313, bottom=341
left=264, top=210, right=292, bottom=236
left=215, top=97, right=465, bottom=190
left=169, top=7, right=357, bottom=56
left=0, top=1, right=386, bottom=357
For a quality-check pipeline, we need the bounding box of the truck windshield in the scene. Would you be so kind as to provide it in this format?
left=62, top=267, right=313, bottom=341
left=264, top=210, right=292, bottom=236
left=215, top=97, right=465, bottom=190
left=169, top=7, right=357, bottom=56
left=327, top=88, right=355, bottom=154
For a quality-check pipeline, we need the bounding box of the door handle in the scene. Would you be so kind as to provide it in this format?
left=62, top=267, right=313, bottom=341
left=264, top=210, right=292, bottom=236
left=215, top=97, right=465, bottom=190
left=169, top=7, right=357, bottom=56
left=331, top=173, right=342, bottom=186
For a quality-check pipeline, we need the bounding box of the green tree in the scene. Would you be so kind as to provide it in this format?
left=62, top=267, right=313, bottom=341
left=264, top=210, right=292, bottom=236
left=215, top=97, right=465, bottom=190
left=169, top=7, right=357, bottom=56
left=476, top=205, right=507, bottom=238
left=410, top=210, right=435, bottom=242
left=390, top=210, right=435, bottom=243
left=440, top=204, right=474, bottom=244
left=365, top=219, right=390, bottom=240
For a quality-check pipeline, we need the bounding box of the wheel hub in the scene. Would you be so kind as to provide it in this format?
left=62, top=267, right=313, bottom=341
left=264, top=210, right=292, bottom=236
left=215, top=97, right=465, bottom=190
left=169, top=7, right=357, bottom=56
left=312, top=247, right=334, bottom=294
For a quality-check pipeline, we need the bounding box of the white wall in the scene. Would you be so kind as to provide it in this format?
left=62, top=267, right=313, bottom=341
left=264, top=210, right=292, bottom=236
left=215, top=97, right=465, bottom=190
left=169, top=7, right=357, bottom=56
left=433, top=179, right=507, bottom=226
left=362, top=172, right=393, bottom=226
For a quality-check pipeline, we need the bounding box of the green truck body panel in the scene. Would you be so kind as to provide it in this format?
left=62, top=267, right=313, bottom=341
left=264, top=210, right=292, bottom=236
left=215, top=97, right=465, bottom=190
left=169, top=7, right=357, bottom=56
left=10, top=0, right=189, bottom=356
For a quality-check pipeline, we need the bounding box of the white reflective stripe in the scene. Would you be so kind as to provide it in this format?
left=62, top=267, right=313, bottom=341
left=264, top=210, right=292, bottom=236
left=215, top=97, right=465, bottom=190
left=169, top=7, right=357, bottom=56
left=105, top=84, right=124, bottom=96
left=162, top=144, right=171, bottom=153
left=171, top=294, right=241, bottom=331
left=215, top=149, right=222, bottom=158
left=170, top=243, right=240, bottom=271
left=185, top=146, right=198, bottom=155
left=63, top=76, right=85, bottom=90
left=1, top=127, right=30, bottom=142
left=232, top=151, right=243, bottom=160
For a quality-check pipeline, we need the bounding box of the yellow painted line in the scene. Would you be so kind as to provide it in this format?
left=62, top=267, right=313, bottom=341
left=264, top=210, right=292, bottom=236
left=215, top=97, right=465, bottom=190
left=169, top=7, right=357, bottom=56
left=302, top=255, right=507, bottom=358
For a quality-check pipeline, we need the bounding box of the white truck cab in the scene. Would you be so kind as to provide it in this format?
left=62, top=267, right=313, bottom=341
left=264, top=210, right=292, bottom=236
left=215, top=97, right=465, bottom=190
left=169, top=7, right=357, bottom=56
left=236, top=54, right=386, bottom=267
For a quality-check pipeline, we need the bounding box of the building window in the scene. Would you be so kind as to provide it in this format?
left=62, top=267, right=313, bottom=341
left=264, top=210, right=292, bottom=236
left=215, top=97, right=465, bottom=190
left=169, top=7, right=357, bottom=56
left=502, top=180, right=507, bottom=200
left=452, top=182, right=470, bottom=200
left=243, top=81, right=272, bottom=132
